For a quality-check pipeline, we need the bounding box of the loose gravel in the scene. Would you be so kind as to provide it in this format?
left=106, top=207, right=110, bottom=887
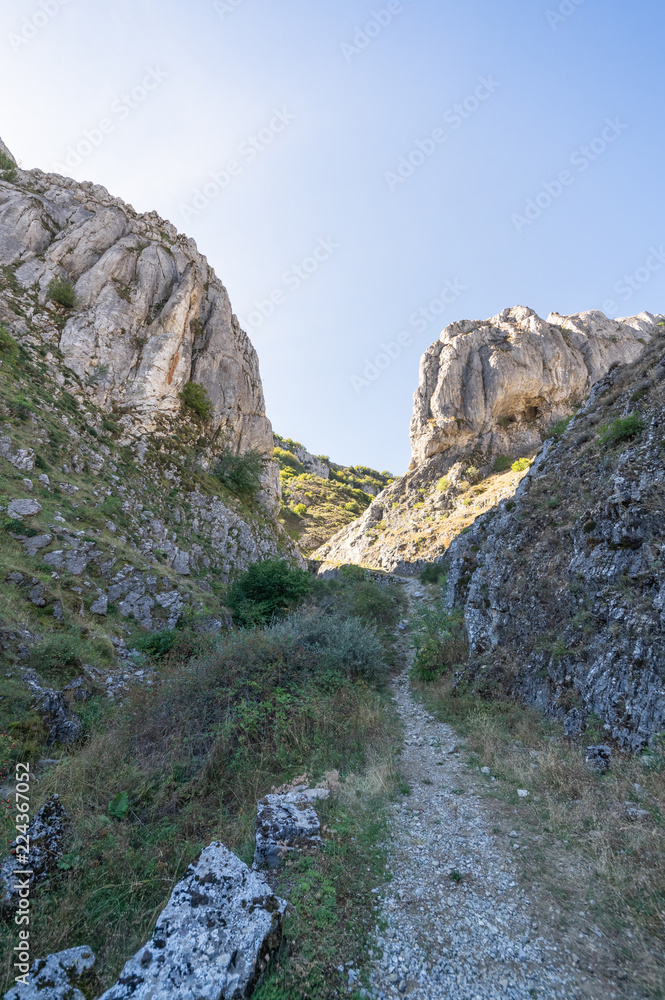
left=369, top=580, right=583, bottom=1000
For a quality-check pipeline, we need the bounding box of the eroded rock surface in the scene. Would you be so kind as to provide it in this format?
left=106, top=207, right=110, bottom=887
left=254, top=785, right=330, bottom=867
left=315, top=306, right=661, bottom=574
left=0, top=795, right=68, bottom=911
left=444, top=331, right=665, bottom=748
left=97, top=842, right=286, bottom=1000
left=3, top=945, right=96, bottom=1000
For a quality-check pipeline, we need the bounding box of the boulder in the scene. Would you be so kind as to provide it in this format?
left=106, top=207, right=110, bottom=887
left=3, top=945, right=95, bottom=1000
left=1, top=795, right=68, bottom=912
left=585, top=745, right=612, bottom=774
left=254, top=785, right=330, bottom=867
left=97, top=842, right=286, bottom=1000
left=7, top=499, right=41, bottom=518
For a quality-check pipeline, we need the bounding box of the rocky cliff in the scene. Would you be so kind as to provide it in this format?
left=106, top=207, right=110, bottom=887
left=444, top=329, right=665, bottom=749
left=314, top=306, right=661, bottom=574
left=0, top=139, right=300, bottom=688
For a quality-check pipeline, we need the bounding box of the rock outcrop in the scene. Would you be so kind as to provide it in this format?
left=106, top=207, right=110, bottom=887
left=315, top=306, right=662, bottom=574
left=1, top=796, right=68, bottom=912
left=3, top=945, right=96, bottom=1000
left=97, top=842, right=286, bottom=1000
left=444, top=329, right=665, bottom=748
left=0, top=146, right=272, bottom=460
left=254, top=784, right=330, bottom=867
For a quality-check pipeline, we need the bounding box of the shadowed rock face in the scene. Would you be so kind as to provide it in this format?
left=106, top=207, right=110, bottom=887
left=315, top=306, right=661, bottom=574
left=410, top=305, right=657, bottom=469
left=0, top=141, right=272, bottom=456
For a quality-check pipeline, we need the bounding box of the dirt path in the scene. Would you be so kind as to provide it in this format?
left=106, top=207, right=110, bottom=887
left=369, top=579, right=584, bottom=1000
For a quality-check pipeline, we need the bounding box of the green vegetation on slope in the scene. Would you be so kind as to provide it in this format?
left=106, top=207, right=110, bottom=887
left=273, top=434, right=394, bottom=555
left=0, top=566, right=406, bottom=998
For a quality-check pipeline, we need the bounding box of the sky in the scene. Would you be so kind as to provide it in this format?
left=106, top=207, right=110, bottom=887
left=2, top=0, right=664, bottom=474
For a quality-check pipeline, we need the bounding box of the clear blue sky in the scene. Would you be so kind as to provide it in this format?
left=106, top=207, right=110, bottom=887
left=2, top=0, right=664, bottom=473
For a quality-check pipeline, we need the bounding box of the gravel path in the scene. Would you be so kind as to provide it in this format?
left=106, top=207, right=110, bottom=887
left=369, top=580, right=582, bottom=1000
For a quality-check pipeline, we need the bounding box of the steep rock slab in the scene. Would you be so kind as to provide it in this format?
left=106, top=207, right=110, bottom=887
left=315, top=306, right=661, bottom=574
left=444, top=330, right=665, bottom=748
left=97, top=842, right=286, bottom=1000
left=3, top=945, right=95, bottom=1000
left=0, top=795, right=68, bottom=912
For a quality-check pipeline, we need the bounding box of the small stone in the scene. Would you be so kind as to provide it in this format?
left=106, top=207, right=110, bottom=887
left=22, top=478, right=33, bottom=491
left=38, top=473, right=51, bottom=487
left=585, top=745, right=612, bottom=774
left=2, top=945, right=95, bottom=1000
left=480, top=766, right=490, bottom=774
left=517, top=789, right=529, bottom=798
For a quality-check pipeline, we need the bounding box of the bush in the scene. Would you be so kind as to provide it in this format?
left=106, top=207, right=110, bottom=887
left=134, top=628, right=179, bottom=659
left=420, top=562, right=447, bottom=585
left=268, top=609, right=386, bottom=681
left=598, top=413, right=645, bottom=446
left=511, top=457, right=531, bottom=472
left=48, top=276, right=76, bottom=308
left=273, top=447, right=304, bottom=475
left=545, top=416, right=572, bottom=439
left=213, top=448, right=266, bottom=500
left=411, top=607, right=468, bottom=681
left=179, top=381, right=213, bottom=420
left=227, top=559, right=313, bottom=627
left=466, top=465, right=481, bottom=484
left=293, top=503, right=307, bottom=517
left=0, top=151, right=16, bottom=182
left=436, top=476, right=450, bottom=491
left=493, top=455, right=511, bottom=473
left=344, top=501, right=361, bottom=514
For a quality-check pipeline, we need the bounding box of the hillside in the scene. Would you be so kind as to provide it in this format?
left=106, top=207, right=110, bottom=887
left=315, top=305, right=661, bottom=573
left=273, top=434, right=394, bottom=554
left=445, top=325, right=665, bottom=749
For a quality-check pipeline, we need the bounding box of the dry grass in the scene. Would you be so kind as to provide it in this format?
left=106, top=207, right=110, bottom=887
left=417, top=675, right=665, bottom=998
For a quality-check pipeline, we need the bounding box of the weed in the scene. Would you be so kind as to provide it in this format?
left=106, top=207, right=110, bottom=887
left=410, top=606, right=468, bottom=681
left=0, top=152, right=17, bottom=182
left=544, top=416, right=572, bottom=440
left=511, top=457, right=531, bottom=473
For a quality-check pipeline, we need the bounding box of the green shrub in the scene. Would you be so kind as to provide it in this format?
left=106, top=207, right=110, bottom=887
left=213, top=448, right=265, bottom=500
left=268, top=609, right=386, bottom=681
left=598, top=413, right=645, bottom=446
left=134, top=628, right=179, bottom=659
left=420, top=562, right=447, bottom=585
left=227, top=558, right=313, bottom=627
left=0, top=151, right=16, bottom=182
left=100, top=495, right=122, bottom=515
left=28, top=632, right=114, bottom=684
left=108, top=790, right=129, bottom=820
left=273, top=447, right=305, bottom=475
left=48, top=276, right=76, bottom=308
left=466, top=465, right=481, bottom=484
left=179, top=381, right=213, bottom=420
left=411, top=606, right=468, bottom=681
left=511, top=457, right=531, bottom=472
left=436, top=476, right=450, bottom=491
left=293, top=503, right=307, bottom=517
left=545, top=416, right=572, bottom=439
left=493, top=455, right=511, bottom=472
left=344, top=501, right=361, bottom=514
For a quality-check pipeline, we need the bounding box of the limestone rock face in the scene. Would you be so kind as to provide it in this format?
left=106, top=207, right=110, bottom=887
left=0, top=796, right=68, bottom=912
left=315, top=306, right=661, bottom=574
left=410, top=305, right=656, bottom=469
left=0, top=144, right=273, bottom=457
left=97, top=842, right=286, bottom=1000
left=444, top=333, right=665, bottom=749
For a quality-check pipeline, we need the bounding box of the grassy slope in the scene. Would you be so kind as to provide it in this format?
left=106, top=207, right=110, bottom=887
left=274, top=436, right=394, bottom=556
left=0, top=570, right=406, bottom=999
